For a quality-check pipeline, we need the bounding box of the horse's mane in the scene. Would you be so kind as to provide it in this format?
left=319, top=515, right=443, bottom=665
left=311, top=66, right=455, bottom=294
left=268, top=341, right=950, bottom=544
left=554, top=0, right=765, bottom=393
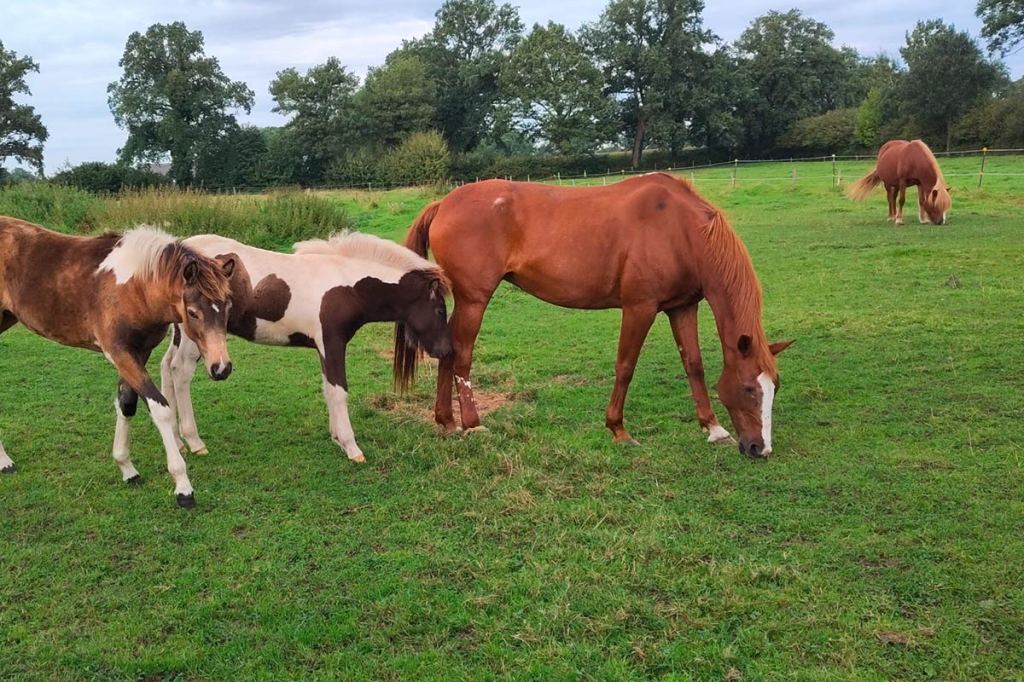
left=695, top=195, right=776, bottom=371
left=910, top=140, right=952, bottom=212
left=294, top=231, right=439, bottom=275
left=97, top=225, right=230, bottom=300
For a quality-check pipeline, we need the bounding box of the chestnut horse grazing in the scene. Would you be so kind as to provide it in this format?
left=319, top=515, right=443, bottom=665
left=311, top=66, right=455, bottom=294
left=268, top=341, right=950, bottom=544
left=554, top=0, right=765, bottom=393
left=0, top=218, right=236, bottom=507
left=848, top=139, right=951, bottom=225
left=403, top=174, right=792, bottom=457
left=161, top=232, right=452, bottom=463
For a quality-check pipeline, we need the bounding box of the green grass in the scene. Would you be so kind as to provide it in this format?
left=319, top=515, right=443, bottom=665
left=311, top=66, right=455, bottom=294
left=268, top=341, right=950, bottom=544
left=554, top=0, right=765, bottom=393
left=2, top=158, right=1024, bottom=679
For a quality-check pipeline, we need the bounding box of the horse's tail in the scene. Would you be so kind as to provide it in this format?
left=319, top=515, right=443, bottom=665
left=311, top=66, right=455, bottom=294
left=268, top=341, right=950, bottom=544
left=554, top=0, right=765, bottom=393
left=847, top=168, right=881, bottom=201
left=393, top=201, right=442, bottom=393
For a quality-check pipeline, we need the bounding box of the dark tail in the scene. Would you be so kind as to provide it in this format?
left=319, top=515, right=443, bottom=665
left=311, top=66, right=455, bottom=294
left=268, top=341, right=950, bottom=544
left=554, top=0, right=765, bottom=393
left=846, top=168, right=881, bottom=200
left=393, top=201, right=442, bottom=393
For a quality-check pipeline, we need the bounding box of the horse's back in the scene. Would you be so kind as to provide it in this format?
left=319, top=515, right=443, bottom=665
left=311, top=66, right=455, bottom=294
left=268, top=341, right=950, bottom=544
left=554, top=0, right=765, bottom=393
left=429, top=175, right=715, bottom=308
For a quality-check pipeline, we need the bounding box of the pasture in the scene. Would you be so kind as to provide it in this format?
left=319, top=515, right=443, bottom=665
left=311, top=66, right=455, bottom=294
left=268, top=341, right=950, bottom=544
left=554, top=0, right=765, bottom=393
left=2, top=156, right=1023, bottom=679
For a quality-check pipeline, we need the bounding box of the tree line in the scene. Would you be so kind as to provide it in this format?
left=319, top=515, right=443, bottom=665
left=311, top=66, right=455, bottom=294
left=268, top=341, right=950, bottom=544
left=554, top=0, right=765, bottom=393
left=2, top=0, right=1024, bottom=191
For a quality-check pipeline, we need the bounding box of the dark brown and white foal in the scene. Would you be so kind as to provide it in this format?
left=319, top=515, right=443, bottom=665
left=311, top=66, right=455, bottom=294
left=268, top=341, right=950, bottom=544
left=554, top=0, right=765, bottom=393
left=161, top=232, right=451, bottom=462
left=0, top=217, right=236, bottom=507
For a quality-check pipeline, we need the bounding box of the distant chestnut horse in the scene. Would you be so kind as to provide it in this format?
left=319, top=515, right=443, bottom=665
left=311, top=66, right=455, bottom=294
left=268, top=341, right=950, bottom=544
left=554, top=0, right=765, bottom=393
left=0, top=219, right=236, bottom=507
left=402, top=174, right=792, bottom=457
left=848, top=139, right=951, bottom=225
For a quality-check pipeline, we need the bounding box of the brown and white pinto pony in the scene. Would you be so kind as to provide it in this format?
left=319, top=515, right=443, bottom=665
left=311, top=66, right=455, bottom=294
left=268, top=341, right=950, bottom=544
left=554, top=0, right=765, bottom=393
left=0, top=218, right=236, bottom=507
left=404, top=174, right=793, bottom=457
left=848, top=139, right=952, bottom=225
left=160, top=232, right=452, bottom=463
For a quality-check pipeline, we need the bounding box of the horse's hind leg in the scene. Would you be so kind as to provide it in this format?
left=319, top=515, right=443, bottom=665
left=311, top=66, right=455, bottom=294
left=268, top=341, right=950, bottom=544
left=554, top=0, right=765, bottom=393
left=605, top=303, right=658, bottom=444
left=885, top=185, right=897, bottom=221
left=666, top=304, right=732, bottom=444
left=112, top=380, right=142, bottom=484
left=438, top=296, right=490, bottom=432
left=0, top=311, right=16, bottom=472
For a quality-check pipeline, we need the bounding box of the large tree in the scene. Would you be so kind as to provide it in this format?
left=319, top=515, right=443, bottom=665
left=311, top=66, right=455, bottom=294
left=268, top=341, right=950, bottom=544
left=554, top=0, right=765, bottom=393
left=269, top=57, right=361, bottom=181
left=900, top=20, right=1006, bottom=150
left=500, top=22, right=615, bottom=154
left=734, top=10, right=862, bottom=155
left=401, top=0, right=523, bottom=152
left=583, top=0, right=716, bottom=167
left=107, top=22, right=254, bottom=186
left=358, top=54, right=437, bottom=148
left=977, top=0, right=1024, bottom=54
left=0, top=41, right=48, bottom=174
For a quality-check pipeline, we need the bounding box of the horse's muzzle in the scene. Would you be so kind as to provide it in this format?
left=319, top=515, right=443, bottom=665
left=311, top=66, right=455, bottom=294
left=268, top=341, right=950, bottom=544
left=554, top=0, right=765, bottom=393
left=738, top=437, right=768, bottom=458
left=210, top=362, right=233, bottom=381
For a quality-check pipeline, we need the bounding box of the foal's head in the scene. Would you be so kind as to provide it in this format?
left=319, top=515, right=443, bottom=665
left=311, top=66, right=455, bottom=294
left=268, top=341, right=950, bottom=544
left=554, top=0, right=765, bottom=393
left=175, top=251, right=237, bottom=380
left=393, top=269, right=453, bottom=391
left=716, top=335, right=793, bottom=457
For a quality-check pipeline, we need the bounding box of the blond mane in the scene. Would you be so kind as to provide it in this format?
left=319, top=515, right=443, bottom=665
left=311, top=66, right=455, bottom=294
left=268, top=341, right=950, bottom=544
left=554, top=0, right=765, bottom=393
left=294, top=231, right=438, bottom=274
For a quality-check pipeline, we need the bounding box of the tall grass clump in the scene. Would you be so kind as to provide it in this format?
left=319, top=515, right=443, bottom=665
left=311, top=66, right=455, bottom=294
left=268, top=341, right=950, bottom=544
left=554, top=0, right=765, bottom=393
left=0, top=182, right=104, bottom=233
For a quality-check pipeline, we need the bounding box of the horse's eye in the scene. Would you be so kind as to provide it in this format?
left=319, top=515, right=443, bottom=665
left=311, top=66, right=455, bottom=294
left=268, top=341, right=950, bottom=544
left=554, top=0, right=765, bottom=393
left=187, top=308, right=200, bottom=320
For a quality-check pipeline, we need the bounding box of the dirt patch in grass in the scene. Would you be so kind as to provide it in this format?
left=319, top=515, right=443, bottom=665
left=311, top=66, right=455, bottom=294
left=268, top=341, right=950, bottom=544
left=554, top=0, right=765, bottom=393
left=371, top=388, right=515, bottom=428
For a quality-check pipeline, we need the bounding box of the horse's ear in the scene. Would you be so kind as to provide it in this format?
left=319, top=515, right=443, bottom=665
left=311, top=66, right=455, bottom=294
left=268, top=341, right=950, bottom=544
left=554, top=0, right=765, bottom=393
left=428, top=278, right=442, bottom=299
left=769, top=339, right=794, bottom=356
left=218, top=256, right=236, bottom=279
left=737, top=334, right=753, bottom=357
left=183, top=260, right=198, bottom=286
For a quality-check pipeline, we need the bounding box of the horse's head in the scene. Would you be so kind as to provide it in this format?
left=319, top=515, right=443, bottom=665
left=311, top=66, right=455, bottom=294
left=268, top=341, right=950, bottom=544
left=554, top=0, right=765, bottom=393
left=178, top=253, right=236, bottom=381
left=393, top=269, right=453, bottom=391
left=924, top=185, right=952, bottom=225
left=717, top=335, right=793, bottom=457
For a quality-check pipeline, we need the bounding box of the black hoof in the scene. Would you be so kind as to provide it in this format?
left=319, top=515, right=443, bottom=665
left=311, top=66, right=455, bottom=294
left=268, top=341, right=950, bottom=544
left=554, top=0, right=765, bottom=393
left=176, top=493, right=196, bottom=508
left=125, top=474, right=143, bottom=485
left=1, top=464, right=16, bottom=474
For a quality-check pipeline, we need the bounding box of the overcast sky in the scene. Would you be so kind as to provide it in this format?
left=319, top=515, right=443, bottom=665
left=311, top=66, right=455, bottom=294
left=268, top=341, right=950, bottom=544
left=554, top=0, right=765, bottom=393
left=0, top=0, right=1014, bottom=173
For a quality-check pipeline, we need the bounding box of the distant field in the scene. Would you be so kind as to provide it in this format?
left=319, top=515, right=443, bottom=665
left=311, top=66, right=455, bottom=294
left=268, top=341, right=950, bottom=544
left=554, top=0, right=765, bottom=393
left=2, top=156, right=1023, bottom=679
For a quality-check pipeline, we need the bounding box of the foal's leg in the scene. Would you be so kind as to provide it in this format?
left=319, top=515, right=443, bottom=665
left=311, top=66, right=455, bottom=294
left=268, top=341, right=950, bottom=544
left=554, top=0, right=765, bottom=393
left=318, top=333, right=364, bottom=462
left=895, top=184, right=907, bottom=225
left=666, top=305, right=732, bottom=443
left=108, top=350, right=196, bottom=507
left=169, top=332, right=208, bottom=455
left=111, top=380, right=142, bottom=484
left=0, top=311, right=16, bottom=472
left=606, top=303, right=658, bottom=444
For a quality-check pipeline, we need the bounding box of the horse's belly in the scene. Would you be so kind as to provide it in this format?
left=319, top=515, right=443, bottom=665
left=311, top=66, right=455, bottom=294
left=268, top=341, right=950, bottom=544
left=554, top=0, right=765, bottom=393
left=505, top=271, right=619, bottom=310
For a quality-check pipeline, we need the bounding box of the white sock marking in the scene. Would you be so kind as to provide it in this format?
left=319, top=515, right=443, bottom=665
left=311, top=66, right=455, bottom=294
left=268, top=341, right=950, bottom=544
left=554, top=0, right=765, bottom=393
left=147, top=397, right=193, bottom=496
left=0, top=439, right=13, bottom=469
left=757, top=372, right=775, bottom=454
left=706, top=424, right=732, bottom=443
left=323, top=380, right=363, bottom=461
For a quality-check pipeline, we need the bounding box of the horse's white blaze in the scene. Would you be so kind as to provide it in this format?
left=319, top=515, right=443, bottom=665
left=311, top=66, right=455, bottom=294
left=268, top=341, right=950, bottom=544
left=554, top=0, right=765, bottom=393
left=212, top=303, right=220, bottom=313
left=97, top=226, right=177, bottom=284
left=757, top=372, right=775, bottom=454
left=322, top=380, right=363, bottom=461
left=707, top=423, right=731, bottom=443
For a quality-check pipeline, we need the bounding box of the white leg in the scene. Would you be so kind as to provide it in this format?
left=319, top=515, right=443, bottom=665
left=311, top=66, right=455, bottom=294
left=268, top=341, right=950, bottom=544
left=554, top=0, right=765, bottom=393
left=112, top=398, right=141, bottom=482
left=147, top=398, right=195, bottom=505
left=159, top=339, right=186, bottom=452
left=322, top=378, right=365, bottom=462
left=171, top=335, right=207, bottom=455
left=0, top=438, right=14, bottom=473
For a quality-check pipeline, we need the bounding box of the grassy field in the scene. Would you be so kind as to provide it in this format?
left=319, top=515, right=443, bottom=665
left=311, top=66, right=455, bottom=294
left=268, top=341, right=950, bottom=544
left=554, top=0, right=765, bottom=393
left=2, top=156, right=1024, bottom=679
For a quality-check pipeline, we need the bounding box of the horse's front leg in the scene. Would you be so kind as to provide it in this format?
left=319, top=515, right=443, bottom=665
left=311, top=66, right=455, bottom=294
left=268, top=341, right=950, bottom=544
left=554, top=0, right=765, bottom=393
left=318, top=334, right=364, bottom=462
left=111, top=379, right=143, bottom=484
left=108, top=349, right=196, bottom=507
left=0, top=312, right=16, bottom=473
left=166, top=329, right=208, bottom=455
left=605, top=303, right=658, bottom=444
left=666, top=304, right=732, bottom=444
left=895, top=183, right=907, bottom=225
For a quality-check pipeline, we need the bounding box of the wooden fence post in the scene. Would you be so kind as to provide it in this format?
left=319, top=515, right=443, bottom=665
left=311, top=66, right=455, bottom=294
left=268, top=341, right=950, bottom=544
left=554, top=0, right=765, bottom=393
left=978, top=147, right=988, bottom=188
left=731, top=159, right=737, bottom=188
left=831, top=154, right=837, bottom=188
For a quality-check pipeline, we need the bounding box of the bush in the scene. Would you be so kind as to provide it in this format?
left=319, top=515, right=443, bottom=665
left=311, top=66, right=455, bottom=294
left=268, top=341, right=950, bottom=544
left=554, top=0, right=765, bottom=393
left=778, top=108, right=859, bottom=156
left=377, top=131, right=451, bottom=186
left=52, top=162, right=170, bottom=194
left=326, top=149, right=384, bottom=187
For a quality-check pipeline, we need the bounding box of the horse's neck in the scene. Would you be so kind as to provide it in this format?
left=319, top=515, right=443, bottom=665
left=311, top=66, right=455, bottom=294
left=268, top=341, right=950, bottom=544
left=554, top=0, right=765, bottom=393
left=701, top=264, right=765, bottom=360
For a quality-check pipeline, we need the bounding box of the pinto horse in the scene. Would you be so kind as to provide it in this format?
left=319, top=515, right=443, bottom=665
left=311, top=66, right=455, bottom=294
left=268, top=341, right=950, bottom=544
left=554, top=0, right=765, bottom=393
left=848, top=139, right=952, bottom=225
left=403, top=174, right=792, bottom=457
left=161, top=232, right=452, bottom=463
left=0, top=218, right=236, bottom=507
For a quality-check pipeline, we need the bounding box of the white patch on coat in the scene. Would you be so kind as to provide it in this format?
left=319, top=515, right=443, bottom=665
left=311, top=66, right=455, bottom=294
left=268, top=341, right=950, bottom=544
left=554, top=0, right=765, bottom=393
left=112, top=398, right=139, bottom=481
left=0, top=440, right=13, bottom=470
left=293, top=231, right=435, bottom=274
left=146, top=397, right=193, bottom=496
left=97, top=226, right=177, bottom=284
left=757, top=372, right=775, bottom=454
left=322, top=380, right=364, bottom=461
left=706, top=424, right=732, bottom=443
